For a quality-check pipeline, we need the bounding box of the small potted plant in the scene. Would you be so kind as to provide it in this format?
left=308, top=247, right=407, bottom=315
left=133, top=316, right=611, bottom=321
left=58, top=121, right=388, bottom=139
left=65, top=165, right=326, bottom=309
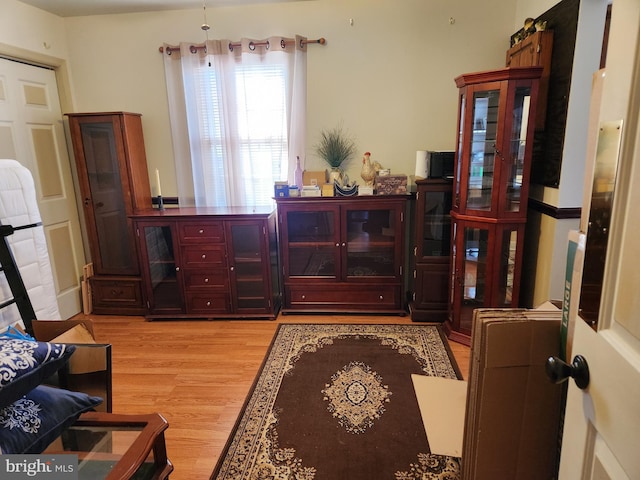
left=314, top=125, right=357, bottom=185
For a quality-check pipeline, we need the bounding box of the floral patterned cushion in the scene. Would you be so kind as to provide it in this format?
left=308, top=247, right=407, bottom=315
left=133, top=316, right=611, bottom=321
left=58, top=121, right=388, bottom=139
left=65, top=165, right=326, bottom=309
left=0, top=338, right=76, bottom=409
left=0, top=385, right=102, bottom=454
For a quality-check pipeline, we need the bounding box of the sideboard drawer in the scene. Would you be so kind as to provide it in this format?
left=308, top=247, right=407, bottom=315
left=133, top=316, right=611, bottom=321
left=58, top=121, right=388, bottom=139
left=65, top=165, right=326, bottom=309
left=179, top=221, right=225, bottom=244
left=181, top=245, right=226, bottom=267
left=182, top=268, right=229, bottom=290
left=286, top=284, right=400, bottom=309
left=185, top=292, right=231, bottom=313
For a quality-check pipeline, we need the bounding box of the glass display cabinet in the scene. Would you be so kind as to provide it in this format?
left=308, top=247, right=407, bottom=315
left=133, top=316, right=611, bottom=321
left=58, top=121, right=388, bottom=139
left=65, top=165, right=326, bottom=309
left=66, top=113, right=151, bottom=315
left=411, top=178, right=453, bottom=321
left=276, top=196, right=407, bottom=314
left=447, top=67, right=542, bottom=345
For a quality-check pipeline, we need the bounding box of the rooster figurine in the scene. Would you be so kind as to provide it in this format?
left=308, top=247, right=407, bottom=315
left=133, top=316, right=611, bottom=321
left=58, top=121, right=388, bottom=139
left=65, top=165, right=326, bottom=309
left=360, top=151, right=382, bottom=186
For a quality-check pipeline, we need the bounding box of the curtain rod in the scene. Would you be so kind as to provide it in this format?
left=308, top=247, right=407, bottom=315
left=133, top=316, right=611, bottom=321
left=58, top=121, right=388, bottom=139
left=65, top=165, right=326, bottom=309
left=159, top=37, right=325, bottom=54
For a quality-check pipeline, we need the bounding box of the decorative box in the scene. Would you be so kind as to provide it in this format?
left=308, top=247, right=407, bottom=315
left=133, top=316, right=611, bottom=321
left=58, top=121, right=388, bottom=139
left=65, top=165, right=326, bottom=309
left=321, top=183, right=335, bottom=197
left=375, top=174, right=408, bottom=195
left=274, top=182, right=289, bottom=198
left=301, top=185, right=321, bottom=197
left=303, top=170, right=328, bottom=186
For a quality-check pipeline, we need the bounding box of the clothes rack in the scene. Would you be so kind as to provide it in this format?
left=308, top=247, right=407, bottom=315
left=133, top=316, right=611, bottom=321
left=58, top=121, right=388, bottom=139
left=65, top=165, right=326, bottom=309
left=0, top=222, right=40, bottom=336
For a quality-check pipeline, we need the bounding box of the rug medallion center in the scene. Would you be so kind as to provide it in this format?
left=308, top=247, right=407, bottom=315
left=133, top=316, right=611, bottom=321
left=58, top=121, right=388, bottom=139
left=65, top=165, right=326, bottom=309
left=322, top=361, right=391, bottom=434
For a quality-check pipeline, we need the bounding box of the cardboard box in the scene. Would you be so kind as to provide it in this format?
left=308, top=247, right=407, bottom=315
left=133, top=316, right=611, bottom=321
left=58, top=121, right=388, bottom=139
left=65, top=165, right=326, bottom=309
left=303, top=170, right=328, bottom=186
left=33, top=319, right=112, bottom=412
left=374, top=174, right=408, bottom=195
left=461, top=308, right=564, bottom=480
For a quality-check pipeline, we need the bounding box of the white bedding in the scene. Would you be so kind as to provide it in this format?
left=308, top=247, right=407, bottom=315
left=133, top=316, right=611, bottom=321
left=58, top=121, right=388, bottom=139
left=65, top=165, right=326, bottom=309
left=0, top=159, right=60, bottom=331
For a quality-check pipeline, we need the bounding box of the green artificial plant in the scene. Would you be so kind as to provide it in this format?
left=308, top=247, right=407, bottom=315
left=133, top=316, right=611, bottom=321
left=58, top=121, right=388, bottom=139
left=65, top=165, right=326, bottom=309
left=314, top=125, right=357, bottom=169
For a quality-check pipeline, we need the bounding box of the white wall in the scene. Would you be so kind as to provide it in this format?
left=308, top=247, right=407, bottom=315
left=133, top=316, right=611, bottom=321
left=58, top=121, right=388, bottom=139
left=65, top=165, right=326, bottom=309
left=57, top=0, right=518, bottom=195
left=0, top=1, right=68, bottom=61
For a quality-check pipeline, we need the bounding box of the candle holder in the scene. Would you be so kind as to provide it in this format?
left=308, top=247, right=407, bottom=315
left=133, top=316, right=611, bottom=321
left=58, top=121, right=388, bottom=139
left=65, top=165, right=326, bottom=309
left=157, top=195, right=164, bottom=210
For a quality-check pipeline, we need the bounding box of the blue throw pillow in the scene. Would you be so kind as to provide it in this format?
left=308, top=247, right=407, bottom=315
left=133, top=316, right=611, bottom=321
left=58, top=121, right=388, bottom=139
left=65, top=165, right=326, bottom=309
left=0, top=338, right=76, bottom=409
left=0, top=385, right=102, bottom=454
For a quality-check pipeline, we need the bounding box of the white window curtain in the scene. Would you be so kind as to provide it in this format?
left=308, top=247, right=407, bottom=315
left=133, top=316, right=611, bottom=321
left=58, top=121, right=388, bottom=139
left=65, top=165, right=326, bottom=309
left=162, top=36, right=307, bottom=207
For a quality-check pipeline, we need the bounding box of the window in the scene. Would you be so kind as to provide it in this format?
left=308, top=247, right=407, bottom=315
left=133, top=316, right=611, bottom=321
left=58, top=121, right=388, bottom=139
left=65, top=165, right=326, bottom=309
left=163, top=37, right=307, bottom=207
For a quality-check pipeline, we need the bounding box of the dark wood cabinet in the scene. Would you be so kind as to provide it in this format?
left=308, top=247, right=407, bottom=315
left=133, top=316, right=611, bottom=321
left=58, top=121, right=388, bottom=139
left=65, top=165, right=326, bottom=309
left=276, top=196, right=407, bottom=314
left=133, top=207, right=279, bottom=320
left=447, top=67, right=541, bottom=345
left=411, top=178, right=453, bottom=322
left=506, top=30, right=553, bottom=129
left=66, top=112, right=151, bottom=315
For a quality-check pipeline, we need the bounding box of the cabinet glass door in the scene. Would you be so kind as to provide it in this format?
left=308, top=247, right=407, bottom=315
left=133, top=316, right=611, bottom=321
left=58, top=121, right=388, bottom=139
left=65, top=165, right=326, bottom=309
left=344, top=207, right=397, bottom=278
left=505, top=86, right=532, bottom=213
left=467, top=89, right=500, bottom=211
left=140, top=224, right=182, bottom=312
left=455, top=94, right=465, bottom=210
left=80, top=121, right=135, bottom=275
left=458, top=224, right=489, bottom=334
left=284, top=207, right=339, bottom=278
left=418, top=189, right=452, bottom=259
left=228, top=222, right=268, bottom=310
left=497, top=227, right=519, bottom=307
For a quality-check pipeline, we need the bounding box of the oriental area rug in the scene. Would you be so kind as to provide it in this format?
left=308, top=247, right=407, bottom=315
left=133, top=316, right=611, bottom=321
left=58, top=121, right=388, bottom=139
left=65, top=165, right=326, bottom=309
left=211, top=324, right=462, bottom=480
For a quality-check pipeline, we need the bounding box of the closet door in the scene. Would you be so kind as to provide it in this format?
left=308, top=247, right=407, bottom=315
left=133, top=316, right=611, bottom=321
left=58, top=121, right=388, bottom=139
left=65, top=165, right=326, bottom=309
left=0, top=58, right=85, bottom=319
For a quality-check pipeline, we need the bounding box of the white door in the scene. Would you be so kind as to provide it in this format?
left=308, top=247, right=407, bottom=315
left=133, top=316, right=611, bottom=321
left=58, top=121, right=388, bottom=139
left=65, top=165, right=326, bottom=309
left=558, top=2, right=640, bottom=478
left=0, top=57, right=85, bottom=319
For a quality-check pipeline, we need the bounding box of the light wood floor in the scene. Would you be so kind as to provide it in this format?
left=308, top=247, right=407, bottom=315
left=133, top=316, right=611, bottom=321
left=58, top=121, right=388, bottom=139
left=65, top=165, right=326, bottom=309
left=80, top=313, right=470, bottom=480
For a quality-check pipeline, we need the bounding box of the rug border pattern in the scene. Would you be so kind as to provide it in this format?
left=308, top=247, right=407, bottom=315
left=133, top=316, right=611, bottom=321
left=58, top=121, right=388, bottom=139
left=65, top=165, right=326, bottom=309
left=211, top=324, right=461, bottom=480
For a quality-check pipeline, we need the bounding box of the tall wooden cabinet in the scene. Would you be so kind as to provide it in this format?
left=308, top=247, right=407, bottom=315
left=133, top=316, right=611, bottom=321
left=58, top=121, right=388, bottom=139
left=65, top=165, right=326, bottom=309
left=506, top=30, right=553, bottom=129
left=447, top=67, right=542, bottom=345
left=411, top=178, right=453, bottom=322
left=66, top=112, right=151, bottom=314
left=276, top=195, right=407, bottom=314
left=132, top=207, right=279, bottom=320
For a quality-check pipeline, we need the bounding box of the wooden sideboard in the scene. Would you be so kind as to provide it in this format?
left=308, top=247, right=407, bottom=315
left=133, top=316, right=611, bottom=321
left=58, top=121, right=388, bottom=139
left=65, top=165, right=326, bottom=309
left=132, top=207, right=279, bottom=320
left=275, top=195, right=408, bottom=314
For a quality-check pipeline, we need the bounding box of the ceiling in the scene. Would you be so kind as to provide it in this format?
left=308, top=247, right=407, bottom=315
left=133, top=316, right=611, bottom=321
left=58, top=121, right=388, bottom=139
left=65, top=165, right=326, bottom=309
left=18, top=0, right=307, bottom=17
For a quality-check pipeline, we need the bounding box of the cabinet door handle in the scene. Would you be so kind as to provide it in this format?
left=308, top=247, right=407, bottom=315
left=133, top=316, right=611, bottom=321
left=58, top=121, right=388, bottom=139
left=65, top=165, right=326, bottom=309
left=342, top=242, right=346, bottom=247
left=230, top=266, right=235, bottom=271
left=175, top=266, right=180, bottom=272
left=335, top=243, right=340, bottom=247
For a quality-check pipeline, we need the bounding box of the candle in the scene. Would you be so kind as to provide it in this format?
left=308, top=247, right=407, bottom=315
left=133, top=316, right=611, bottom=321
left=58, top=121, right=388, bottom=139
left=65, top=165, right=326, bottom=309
left=155, top=169, right=162, bottom=196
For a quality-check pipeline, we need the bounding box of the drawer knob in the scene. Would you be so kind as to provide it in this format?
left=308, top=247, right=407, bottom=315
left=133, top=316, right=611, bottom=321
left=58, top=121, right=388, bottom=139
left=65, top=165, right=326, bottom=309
left=206, top=301, right=211, bottom=306
left=199, top=229, right=204, bottom=234
left=379, top=295, right=384, bottom=300
left=230, top=266, right=234, bottom=271
left=301, top=295, right=306, bottom=300
left=201, top=254, right=206, bottom=259
left=204, top=278, right=209, bottom=283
